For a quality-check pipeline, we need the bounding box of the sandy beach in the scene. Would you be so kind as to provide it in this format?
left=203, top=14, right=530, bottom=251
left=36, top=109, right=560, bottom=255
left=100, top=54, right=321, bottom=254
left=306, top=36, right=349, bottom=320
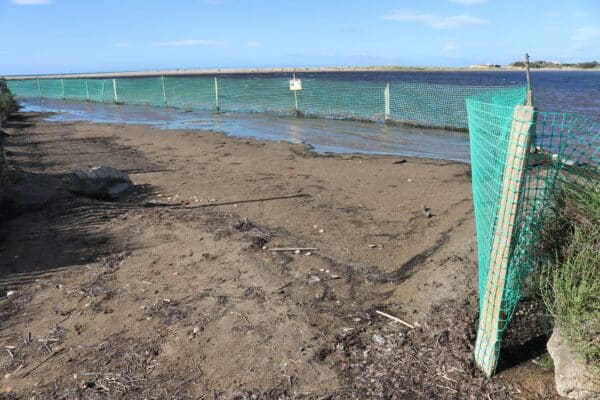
left=0, top=113, right=557, bottom=398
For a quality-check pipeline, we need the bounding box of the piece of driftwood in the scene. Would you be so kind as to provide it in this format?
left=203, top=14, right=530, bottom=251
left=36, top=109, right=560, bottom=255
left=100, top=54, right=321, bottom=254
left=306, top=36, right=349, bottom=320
left=21, top=347, right=65, bottom=378
left=375, top=310, right=415, bottom=329
left=267, top=247, right=318, bottom=252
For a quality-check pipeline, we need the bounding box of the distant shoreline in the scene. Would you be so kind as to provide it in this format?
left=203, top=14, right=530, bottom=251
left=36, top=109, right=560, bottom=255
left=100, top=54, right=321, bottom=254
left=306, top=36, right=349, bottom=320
left=5, top=65, right=600, bottom=80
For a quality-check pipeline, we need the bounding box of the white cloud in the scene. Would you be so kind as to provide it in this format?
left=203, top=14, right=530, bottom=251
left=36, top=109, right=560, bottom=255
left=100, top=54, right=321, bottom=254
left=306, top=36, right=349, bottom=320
left=246, top=41, right=262, bottom=48
left=571, top=27, right=600, bottom=50
left=381, top=10, right=488, bottom=28
left=11, top=0, right=52, bottom=4
left=151, top=39, right=225, bottom=47
left=450, top=0, right=487, bottom=4
left=442, top=37, right=458, bottom=52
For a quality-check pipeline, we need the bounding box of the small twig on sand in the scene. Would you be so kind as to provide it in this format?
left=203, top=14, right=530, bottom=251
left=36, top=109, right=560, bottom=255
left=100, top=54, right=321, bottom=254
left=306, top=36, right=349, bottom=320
left=230, top=312, right=251, bottom=325
left=375, top=310, right=415, bottom=329
left=282, top=374, right=292, bottom=389
left=171, top=370, right=203, bottom=396
left=143, top=193, right=310, bottom=209
left=5, top=346, right=15, bottom=359
left=21, top=347, right=64, bottom=378
left=266, top=247, right=317, bottom=252
left=43, top=343, right=52, bottom=354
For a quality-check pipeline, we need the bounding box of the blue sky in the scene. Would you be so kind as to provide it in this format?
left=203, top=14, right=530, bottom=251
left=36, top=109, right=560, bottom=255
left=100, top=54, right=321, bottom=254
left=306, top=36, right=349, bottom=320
left=0, top=0, right=599, bottom=75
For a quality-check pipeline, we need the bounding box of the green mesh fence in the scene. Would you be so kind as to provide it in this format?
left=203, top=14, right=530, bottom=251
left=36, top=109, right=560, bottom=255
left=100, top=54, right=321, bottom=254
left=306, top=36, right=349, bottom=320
left=7, top=76, right=525, bottom=130
left=467, top=89, right=599, bottom=376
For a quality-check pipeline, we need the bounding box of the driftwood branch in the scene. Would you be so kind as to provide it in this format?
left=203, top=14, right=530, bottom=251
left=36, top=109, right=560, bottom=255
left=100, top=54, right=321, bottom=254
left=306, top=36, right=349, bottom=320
left=21, top=347, right=65, bottom=378
left=376, top=310, right=415, bottom=329
left=266, top=247, right=317, bottom=252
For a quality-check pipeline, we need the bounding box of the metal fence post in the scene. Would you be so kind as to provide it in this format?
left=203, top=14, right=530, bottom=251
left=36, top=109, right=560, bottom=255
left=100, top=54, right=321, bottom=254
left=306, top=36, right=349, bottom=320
left=161, top=75, right=167, bottom=107
left=214, top=77, right=220, bottom=111
left=113, top=78, right=118, bottom=103
left=85, top=80, right=90, bottom=101
left=384, top=83, right=391, bottom=123
left=37, top=78, right=42, bottom=98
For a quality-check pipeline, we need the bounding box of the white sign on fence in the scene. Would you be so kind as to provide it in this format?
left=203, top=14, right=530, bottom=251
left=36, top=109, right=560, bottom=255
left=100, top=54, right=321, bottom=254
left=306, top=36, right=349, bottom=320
left=289, top=78, right=302, bottom=91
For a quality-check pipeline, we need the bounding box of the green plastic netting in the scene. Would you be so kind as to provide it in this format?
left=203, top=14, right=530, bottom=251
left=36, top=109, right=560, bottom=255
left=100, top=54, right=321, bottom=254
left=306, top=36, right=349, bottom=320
left=467, top=89, right=599, bottom=376
left=7, top=76, right=525, bottom=130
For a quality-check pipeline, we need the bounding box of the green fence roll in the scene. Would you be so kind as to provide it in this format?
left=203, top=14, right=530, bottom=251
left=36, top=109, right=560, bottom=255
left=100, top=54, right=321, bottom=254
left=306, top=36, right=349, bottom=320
left=467, top=89, right=599, bottom=376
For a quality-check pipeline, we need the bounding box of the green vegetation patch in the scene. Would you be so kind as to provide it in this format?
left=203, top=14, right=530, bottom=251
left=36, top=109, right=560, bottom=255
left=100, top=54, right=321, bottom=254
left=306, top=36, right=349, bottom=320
left=0, top=79, right=18, bottom=122
left=509, top=60, right=599, bottom=69
left=540, top=179, right=600, bottom=372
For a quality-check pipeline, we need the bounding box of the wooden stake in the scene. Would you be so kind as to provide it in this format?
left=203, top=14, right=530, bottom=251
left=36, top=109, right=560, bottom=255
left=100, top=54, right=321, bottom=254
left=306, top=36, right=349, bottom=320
left=293, top=73, right=299, bottom=116
left=214, top=77, right=219, bottom=111
left=113, top=78, right=118, bottom=103
left=384, top=83, right=391, bottom=122
left=161, top=75, right=168, bottom=107
left=524, top=53, right=533, bottom=106
left=474, top=104, right=535, bottom=377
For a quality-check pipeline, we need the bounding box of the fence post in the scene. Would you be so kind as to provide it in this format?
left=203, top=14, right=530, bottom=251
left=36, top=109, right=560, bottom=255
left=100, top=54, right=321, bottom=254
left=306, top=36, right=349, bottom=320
left=474, top=104, right=535, bottom=377
left=214, top=77, right=220, bottom=111
left=292, top=73, right=299, bottom=116
left=37, top=78, right=42, bottom=98
left=294, top=90, right=299, bottom=115
left=101, top=80, right=106, bottom=102
left=61, top=78, right=65, bottom=99
left=113, top=78, right=118, bottom=103
left=85, top=80, right=90, bottom=101
left=161, top=75, right=168, bottom=107
left=384, top=83, right=391, bottom=123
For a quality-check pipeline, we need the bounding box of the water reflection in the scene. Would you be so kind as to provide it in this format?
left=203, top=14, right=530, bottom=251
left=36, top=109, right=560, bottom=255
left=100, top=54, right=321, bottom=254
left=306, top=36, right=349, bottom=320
left=20, top=99, right=471, bottom=163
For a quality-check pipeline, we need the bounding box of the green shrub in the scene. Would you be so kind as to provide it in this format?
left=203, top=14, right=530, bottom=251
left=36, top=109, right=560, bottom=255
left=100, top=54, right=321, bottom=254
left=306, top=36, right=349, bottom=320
left=0, top=79, right=18, bottom=122
left=540, top=180, right=600, bottom=372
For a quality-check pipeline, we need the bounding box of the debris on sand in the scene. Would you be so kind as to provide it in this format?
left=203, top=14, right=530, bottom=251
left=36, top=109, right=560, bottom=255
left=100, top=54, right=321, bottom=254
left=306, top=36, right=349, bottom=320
left=422, top=204, right=432, bottom=218
left=69, top=165, right=133, bottom=199
left=340, top=301, right=518, bottom=399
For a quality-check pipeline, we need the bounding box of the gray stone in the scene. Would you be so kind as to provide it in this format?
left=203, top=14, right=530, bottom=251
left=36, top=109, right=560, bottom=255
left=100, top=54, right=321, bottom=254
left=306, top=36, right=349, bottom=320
left=547, top=328, right=600, bottom=400
left=69, top=166, right=133, bottom=199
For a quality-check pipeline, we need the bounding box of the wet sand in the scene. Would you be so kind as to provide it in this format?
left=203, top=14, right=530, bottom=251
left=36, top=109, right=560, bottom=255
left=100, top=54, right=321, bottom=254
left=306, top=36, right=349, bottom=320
left=21, top=99, right=472, bottom=162
left=0, top=114, right=557, bottom=398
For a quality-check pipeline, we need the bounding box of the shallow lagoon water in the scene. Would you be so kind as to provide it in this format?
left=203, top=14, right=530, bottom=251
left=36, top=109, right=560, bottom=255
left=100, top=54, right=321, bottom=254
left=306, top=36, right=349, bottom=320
left=15, top=71, right=600, bottom=164
left=21, top=98, right=471, bottom=163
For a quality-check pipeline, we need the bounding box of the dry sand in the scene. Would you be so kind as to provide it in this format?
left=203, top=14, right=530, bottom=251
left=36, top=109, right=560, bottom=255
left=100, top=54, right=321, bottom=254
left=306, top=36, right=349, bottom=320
left=0, top=113, right=557, bottom=398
